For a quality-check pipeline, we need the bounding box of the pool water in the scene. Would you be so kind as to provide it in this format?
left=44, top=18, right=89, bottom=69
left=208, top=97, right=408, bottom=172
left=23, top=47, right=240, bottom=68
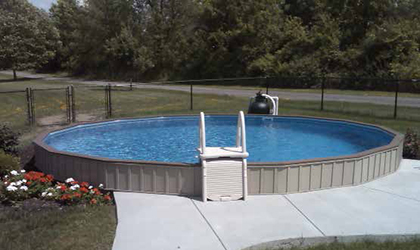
left=44, top=116, right=394, bottom=163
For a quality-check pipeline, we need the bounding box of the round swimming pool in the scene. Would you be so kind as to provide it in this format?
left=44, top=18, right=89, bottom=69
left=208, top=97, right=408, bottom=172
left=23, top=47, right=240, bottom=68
left=43, top=115, right=394, bottom=163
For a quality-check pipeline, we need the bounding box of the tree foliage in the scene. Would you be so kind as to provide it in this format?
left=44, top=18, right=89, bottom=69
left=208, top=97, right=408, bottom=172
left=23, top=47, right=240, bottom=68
left=0, top=0, right=60, bottom=79
left=2, top=0, right=420, bottom=80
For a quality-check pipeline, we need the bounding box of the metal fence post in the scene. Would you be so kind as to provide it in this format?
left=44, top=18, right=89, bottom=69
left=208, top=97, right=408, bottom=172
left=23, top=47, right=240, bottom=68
left=190, top=84, right=193, bottom=110
left=71, top=85, right=76, bottom=122
left=321, top=77, right=325, bottom=111
left=31, top=88, right=35, bottom=125
left=108, top=84, right=112, bottom=117
left=105, top=85, right=109, bottom=118
left=66, top=86, right=71, bottom=123
left=25, top=88, right=33, bottom=126
left=265, top=77, right=269, bottom=95
left=394, top=80, right=399, bottom=119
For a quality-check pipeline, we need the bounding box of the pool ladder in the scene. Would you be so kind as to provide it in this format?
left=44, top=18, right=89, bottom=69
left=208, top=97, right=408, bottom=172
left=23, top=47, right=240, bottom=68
left=198, top=111, right=249, bottom=202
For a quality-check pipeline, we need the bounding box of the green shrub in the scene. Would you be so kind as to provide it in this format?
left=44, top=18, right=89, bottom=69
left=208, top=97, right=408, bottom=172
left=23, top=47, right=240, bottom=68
left=403, top=129, right=420, bottom=159
left=0, top=150, right=20, bottom=177
left=0, top=124, right=20, bottom=156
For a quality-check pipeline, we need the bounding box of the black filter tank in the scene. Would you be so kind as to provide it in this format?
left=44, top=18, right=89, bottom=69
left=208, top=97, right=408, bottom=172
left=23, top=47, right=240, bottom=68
left=248, top=91, right=270, bottom=114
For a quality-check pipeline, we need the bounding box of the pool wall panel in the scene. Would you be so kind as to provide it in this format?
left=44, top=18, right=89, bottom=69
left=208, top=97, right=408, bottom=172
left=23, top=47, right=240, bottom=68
left=33, top=116, right=404, bottom=198
left=247, top=145, right=402, bottom=195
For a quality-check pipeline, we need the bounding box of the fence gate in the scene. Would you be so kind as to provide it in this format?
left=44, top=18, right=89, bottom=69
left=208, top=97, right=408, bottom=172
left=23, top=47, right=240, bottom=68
left=31, top=87, right=75, bottom=126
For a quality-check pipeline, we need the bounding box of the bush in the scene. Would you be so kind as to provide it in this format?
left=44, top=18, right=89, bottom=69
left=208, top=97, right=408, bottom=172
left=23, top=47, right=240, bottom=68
left=403, top=129, right=420, bottom=159
left=0, top=124, right=20, bottom=156
left=0, top=150, right=20, bottom=177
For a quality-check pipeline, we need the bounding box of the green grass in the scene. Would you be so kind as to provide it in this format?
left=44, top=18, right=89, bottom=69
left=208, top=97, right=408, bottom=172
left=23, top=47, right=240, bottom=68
left=268, top=239, right=420, bottom=250
left=0, top=205, right=116, bottom=250
left=1, top=73, right=420, bottom=146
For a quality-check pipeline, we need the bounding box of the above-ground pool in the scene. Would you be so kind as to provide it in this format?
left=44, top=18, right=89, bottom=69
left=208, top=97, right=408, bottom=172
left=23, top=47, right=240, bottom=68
left=34, top=115, right=403, bottom=196
left=43, top=115, right=393, bottom=163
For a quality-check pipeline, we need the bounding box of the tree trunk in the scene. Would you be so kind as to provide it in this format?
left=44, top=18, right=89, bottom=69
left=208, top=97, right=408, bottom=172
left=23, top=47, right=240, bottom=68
left=13, top=69, right=17, bottom=81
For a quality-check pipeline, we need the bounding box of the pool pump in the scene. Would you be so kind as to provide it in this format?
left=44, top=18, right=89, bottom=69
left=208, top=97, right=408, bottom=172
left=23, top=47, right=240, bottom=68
left=248, top=91, right=279, bottom=115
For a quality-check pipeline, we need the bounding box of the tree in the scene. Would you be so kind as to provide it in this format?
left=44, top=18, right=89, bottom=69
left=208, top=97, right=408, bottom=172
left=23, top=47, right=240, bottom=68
left=131, top=0, right=199, bottom=79
left=50, top=0, right=81, bottom=71
left=192, top=0, right=285, bottom=78
left=0, top=0, right=60, bottom=80
left=105, top=26, right=154, bottom=77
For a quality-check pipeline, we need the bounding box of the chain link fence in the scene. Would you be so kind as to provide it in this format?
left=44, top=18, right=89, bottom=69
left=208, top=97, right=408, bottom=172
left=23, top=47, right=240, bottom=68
left=1, top=76, right=419, bottom=128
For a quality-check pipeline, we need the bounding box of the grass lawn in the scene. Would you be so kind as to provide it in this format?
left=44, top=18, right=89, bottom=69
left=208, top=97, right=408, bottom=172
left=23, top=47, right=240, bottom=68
left=0, top=204, right=116, bottom=250
left=279, top=239, right=420, bottom=250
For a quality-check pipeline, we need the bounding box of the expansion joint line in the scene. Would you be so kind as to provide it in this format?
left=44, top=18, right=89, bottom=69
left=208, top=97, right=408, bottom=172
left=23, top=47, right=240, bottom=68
left=283, top=196, right=326, bottom=237
left=362, top=186, right=420, bottom=203
left=190, top=199, right=228, bottom=250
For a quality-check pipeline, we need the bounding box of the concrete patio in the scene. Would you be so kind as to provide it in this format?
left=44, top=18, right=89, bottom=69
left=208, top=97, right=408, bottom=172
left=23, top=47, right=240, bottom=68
left=112, top=159, right=420, bottom=250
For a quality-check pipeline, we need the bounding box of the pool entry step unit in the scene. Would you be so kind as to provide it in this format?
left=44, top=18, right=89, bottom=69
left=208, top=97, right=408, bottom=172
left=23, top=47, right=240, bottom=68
left=198, top=111, right=249, bottom=202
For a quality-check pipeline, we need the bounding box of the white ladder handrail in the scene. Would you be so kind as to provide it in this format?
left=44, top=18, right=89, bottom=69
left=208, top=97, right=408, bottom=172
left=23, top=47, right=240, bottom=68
left=199, top=112, right=206, bottom=154
left=236, top=111, right=246, bottom=153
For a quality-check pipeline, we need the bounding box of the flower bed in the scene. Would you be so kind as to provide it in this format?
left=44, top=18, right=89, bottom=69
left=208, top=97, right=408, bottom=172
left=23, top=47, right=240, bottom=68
left=0, top=170, right=112, bottom=206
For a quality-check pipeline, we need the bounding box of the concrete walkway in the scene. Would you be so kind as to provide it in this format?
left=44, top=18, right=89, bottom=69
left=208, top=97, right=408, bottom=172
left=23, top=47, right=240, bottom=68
left=112, top=159, right=420, bottom=250
left=2, top=70, right=420, bottom=108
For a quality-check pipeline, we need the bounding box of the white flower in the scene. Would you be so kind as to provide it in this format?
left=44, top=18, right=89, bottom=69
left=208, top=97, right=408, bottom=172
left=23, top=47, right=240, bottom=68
left=56, top=186, right=62, bottom=190
left=70, top=184, right=80, bottom=190
left=65, top=178, right=75, bottom=183
left=88, top=186, right=93, bottom=189
left=21, top=170, right=26, bottom=173
left=4, top=182, right=8, bottom=185
left=10, top=182, right=16, bottom=186
left=4, top=175, right=8, bottom=178
left=99, top=184, right=104, bottom=188
left=16, top=180, right=23, bottom=186
left=20, top=186, right=28, bottom=191
left=6, top=185, right=18, bottom=192
left=41, top=192, right=47, bottom=197
left=47, top=193, right=53, bottom=197
left=22, top=179, right=27, bottom=183
left=10, top=170, right=18, bottom=176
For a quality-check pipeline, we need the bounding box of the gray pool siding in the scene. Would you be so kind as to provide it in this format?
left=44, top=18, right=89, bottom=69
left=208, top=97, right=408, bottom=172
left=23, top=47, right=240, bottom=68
left=247, top=143, right=403, bottom=195
left=34, top=145, right=203, bottom=196
left=34, top=141, right=403, bottom=196
left=33, top=116, right=404, bottom=197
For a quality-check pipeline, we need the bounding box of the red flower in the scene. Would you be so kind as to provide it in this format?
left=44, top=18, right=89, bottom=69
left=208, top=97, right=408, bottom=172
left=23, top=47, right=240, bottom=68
left=90, top=198, right=97, bottom=205
left=25, top=171, right=45, bottom=181
left=46, top=175, right=54, bottom=182
left=104, top=195, right=112, bottom=201
left=60, top=194, right=71, bottom=200
left=27, top=181, right=32, bottom=185
left=70, top=181, right=79, bottom=185
left=73, top=192, right=82, bottom=198
left=80, top=187, right=88, bottom=193
left=59, top=185, right=67, bottom=191
left=93, top=188, right=101, bottom=195
left=80, top=182, right=89, bottom=187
